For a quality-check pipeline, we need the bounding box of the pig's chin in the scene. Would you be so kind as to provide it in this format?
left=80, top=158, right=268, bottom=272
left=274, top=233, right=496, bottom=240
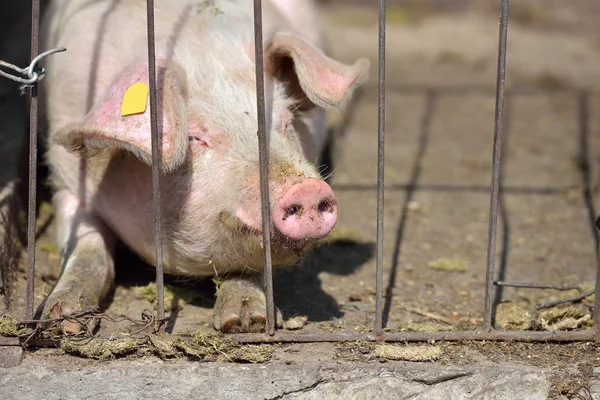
left=218, top=211, right=318, bottom=253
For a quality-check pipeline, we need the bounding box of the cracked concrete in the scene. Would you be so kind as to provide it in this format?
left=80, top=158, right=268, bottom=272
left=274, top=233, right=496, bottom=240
left=1, top=357, right=551, bottom=400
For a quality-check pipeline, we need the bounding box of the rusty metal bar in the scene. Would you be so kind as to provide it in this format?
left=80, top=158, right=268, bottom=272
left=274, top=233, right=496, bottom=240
left=375, top=84, right=589, bottom=96
left=332, top=183, right=580, bottom=195
left=595, top=219, right=600, bottom=338
left=483, top=0, right=510, bottom=331
left=578, top=92, right=600, bottom=340
left=8, top=329, right=595, bottom=349
left=374, top=0, right=386, bottom=335
left=230, top=330, right=595, bottom=343
left=146, top=0, right=165, bottom=330
left=495, top=281, right=583, bottom=291
left=253, top=0, right=276, bottom=335
left=25, top=0, right=41, bottom=320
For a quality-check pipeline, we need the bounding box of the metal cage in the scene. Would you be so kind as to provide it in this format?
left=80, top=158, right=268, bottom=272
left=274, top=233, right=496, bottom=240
left=9, top=0, right=600, bottom=345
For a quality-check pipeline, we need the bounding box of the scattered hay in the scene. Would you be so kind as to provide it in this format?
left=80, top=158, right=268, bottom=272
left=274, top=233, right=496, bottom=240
left=400, top=323, right=456, bottom=333
left=59, top=330, right=273, bottom=363
left=495, top=302, right=531, bottom=331
left=172, top=330, right=272, bottom=363
left=228, top=344, right=273, bottom=364
left=284, top=316, right=307, bottom=330
left=427, top=258, right=467, bottom=272
left=0, top=315, right=30, bottom=337
left=60, top=337, right=141, bottom=361
left=147, top=334, right=178, bottom=359
left=537, top=307, right=591, bottom=331
left=133, top=283, right=199, bottom=312
left=375, top=344, right=443, bottom=362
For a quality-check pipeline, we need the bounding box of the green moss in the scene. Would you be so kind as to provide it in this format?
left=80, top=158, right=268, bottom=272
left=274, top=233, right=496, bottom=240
left=325, top=227, right=363, bottom=243
left=40, top=241, right=59, bottom=254
left=437, top=50, right=466, bottom=64
left=427, top=258, right=467, bottom=272
left=133, top=283, right=199, bottom=311
left=0, top=315, right=31, bottom=337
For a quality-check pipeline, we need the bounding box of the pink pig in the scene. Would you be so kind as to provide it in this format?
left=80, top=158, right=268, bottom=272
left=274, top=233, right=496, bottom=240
left=38, top=0, right=369, bottom=333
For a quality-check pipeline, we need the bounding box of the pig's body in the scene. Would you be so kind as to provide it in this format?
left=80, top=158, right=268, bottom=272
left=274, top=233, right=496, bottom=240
left=40, top=0, right=368, bottom=333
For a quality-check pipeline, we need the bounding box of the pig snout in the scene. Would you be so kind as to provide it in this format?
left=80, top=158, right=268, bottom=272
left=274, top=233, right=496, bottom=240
left=272, top=178, right=337, bottom=240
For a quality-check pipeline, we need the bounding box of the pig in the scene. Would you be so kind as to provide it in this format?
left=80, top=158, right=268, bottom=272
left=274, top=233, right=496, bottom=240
left=37, top=0, right=369, bottom=333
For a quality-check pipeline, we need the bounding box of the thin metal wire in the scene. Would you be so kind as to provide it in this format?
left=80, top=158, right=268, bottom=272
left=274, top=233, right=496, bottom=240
left=374, top=0, right=386, bottom=336
left=25, top=0, right=41, bottom=320
left=0, top=47, right=66, bottom=88
left=253, top=0, right=275, bottom=335
left=146, top=0, right=165, bottom=331
left=483, top=0, right=509, bottom=331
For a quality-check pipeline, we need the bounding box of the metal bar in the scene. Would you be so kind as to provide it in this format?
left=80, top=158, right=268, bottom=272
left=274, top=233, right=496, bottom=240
left=11, top=329, right=596, bottom=349
left=483, top=0, right=510, bottom=331
left=577, top=92, right=600, bottom=340
left=495, top=281, right=583, bottom=291
left=253, top=0, right=275, bottom=335
left=374, top=0, right=386, bottom=336
left=373, top=84, right=587, bottom=96
left=230, top=330, right=595, bottom=343
left=595, top=248, right=600, bottom=340
left=25, top=0, right=41, bottom=320
left=146, top=0, right=165, bottom=331
left=331, top=183, right=580, bottom=195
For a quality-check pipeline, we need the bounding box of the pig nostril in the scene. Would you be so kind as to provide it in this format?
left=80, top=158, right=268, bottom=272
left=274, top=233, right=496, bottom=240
left=283, top=204, right=303, bottom=220
left=318, top=198, right=335, bottom=214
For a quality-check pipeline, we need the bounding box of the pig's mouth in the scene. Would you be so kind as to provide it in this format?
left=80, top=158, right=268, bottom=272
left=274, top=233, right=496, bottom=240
left=218, top=210, right=327, bottom=252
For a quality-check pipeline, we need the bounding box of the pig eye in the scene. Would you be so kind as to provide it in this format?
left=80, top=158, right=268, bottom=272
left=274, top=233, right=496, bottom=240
left=188, top=135, right=208, bottom=147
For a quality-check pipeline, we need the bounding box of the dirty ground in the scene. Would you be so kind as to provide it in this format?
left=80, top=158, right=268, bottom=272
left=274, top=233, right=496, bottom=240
left=2, top=1, right=600, bottom=399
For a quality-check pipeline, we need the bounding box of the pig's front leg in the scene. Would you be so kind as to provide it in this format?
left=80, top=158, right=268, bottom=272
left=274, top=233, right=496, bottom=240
left=36, top=190, right=115, bottom=334
left=213, top=274, right=282, bottom=333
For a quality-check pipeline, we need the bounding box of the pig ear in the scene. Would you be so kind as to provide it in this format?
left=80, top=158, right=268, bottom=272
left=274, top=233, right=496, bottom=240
left=266, top=32, right=370, bottom=111
left=52, top=61, right=188, bottom=172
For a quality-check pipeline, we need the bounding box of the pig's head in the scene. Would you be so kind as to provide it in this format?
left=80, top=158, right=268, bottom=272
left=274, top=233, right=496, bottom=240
left=52, top=31, right=369, bottom=270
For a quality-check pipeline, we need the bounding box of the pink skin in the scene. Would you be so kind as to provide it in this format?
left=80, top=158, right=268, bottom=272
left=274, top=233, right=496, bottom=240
left=235, top=178, right=338, bottom=241
left=272, top=178, right=337, bottom=240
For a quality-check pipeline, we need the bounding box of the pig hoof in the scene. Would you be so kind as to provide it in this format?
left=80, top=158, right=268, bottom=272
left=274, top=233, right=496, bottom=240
left=38, top=294, right=100, bottom=335
left=213, top=280, right=282, bottom=333
left=219, top=302, right=266, bottom=333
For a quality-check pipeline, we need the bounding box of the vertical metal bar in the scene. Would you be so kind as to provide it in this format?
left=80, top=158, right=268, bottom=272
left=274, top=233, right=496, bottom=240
left=25, top=0, right=41, bottom=320
left=595, top=220, right=600, bottom=338
left=578, top=92, right=600, bottom=340
left=483, top=0, right=509, bottom=330
left=253, top=0, right=275, bottom=335
left=146, top=0, right=165, bottom=330
left=374, top=0, right=386, bottom=336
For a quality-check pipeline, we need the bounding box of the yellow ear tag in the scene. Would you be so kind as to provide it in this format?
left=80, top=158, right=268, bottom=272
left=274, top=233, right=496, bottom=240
left=121, top=82, right=149, bottom=116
